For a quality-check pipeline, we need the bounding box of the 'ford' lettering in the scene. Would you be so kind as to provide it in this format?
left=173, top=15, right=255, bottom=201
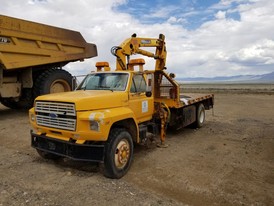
left=49, top=113, right=58, bottom=118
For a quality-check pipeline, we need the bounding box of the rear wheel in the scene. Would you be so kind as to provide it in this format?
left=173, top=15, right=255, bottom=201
left=33, top=68, right=73, bottom=97
left=104, top=128, right=133, bottom=179
left=196, top=103, right=205, bottom=128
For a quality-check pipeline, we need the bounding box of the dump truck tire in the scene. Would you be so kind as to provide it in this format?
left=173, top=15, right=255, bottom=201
left=0, top=98, right=18, bottom=109
left=33, top=68, right=73, bottom=97
left=104, top=128, right=133, bottom=179
left=196, top=103, right=205, bottom=128
left=0, top=89, right=33, bottom=109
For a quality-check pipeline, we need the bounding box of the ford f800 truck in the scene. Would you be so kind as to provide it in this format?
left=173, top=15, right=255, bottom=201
left=0, top=15, right=97, bottom=109
left=29, top=34, right=214, bottom=178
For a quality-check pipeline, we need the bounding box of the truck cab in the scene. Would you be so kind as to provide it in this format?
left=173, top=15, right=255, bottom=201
left=30, top=61, right=156, bottom=178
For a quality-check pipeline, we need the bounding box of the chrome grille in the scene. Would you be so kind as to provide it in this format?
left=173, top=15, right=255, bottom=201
left=35, top=101, right=76, bottom=131
left=35, top=102, right=76, bottom=116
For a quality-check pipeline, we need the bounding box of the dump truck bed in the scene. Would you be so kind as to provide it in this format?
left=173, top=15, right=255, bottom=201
left=0, top=15, right=97, bottom=70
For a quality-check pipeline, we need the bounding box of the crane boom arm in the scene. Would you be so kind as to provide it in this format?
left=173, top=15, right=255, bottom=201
left=112, top=34, right=167, bottom=71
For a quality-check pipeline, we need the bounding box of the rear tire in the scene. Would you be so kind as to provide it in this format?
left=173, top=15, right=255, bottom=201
left=33, top=68, right=73, bottom=98
left=104, top=128, right=133, bottom=179
left=196, top=103, right=205, bottom=128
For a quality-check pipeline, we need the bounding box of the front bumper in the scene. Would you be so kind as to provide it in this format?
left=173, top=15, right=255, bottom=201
left=31, top=131, right=105, bottom=162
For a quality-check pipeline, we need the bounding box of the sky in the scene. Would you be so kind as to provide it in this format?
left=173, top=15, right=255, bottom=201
left=1, top=0, right=274, bottom=78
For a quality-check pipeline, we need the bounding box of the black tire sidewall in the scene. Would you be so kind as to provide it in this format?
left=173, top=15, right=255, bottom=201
left=104, top=129, right=133, bottom=179
left=42, top=70, right=72, bottom=94
left=33, top=68, right=73, bottom=97
left=0, top=88, right=33, bottom=109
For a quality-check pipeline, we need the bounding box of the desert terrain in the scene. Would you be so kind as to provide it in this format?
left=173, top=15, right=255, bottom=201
left=0, top=86, right=274, bottom=206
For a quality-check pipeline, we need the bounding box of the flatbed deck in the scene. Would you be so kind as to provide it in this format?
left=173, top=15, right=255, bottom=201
left=180, top=93, right=214, bottom=106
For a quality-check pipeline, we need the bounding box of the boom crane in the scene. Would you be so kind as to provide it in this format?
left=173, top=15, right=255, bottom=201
left=111, top=33, right=171, bottom=147
left=111, top=33, right=167, bottom=71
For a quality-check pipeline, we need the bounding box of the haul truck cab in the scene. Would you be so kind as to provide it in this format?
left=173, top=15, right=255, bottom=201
left=29, top=34, right=214, bottom=178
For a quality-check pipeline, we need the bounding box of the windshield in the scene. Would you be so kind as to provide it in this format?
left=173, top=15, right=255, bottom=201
left=77, top=73, right=129, bottom=91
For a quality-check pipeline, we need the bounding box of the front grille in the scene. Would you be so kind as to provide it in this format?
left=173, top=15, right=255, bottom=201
left=35, top=102, right=76, bottom=116
left=35, top=101, right=76, bottom=131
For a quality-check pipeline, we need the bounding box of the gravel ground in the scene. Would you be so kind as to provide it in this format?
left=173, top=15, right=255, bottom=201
left=0, top=93, right=274, bottom=206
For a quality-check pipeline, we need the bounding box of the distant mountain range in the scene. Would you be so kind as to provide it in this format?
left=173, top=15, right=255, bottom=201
left=176, top=71, right=274, bottom=83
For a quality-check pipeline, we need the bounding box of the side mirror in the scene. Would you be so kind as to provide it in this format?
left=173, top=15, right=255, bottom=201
left=145, top=91, right=152, bottom=97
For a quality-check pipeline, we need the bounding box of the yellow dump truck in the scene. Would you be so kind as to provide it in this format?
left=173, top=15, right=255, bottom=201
left=0, top=15, right=97, bottom=109
left=29, top=34, right=214, bottom=178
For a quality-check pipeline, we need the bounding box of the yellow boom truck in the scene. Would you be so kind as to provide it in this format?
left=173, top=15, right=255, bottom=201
left=29, top=34, right=214, bottom=178
left=0, top=15, right=97, bottom=109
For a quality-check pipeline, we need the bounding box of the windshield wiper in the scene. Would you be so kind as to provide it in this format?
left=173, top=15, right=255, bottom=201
left=96, top=86, right=113, bottom=92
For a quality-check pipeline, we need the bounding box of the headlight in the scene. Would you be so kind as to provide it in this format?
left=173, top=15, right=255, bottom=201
left=90, top=120, right=100, bottom=131
left=30, top=114, right=35, bottom=122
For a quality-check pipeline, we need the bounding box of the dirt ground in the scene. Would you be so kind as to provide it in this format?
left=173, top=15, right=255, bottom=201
left=0, top=93, right=274, bottom=206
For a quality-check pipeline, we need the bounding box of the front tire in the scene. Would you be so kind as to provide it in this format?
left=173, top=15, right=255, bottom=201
left=104, top=128, right=133, bottom=179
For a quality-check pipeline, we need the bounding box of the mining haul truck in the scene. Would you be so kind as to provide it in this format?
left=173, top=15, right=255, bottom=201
left=0, top=15, right=97, bottom=109
left=29, top=34, right=214, bottom=179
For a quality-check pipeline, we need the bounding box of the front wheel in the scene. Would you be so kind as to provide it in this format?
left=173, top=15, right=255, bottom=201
left=104, top=128, right=133, bottom=179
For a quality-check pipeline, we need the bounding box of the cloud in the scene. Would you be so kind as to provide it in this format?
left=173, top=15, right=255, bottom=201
left=1, top=0, right=274, bottom=77
left=229, top=39, right=274, bottom=65
left=143, top=5, right=179, bottom=19
left=169, top=0, right=274, bottom=77
left=215, top=11, right=226, bottom=19
left=167, top=16, right=187, bottom=24
left=210, top=0, right=247, bottom=9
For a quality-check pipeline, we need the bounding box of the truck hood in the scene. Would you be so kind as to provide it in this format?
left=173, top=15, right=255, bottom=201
left=35, top=90, right=128, bottom=111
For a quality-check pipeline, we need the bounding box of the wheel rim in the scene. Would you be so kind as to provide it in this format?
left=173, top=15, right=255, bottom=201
left=199, top=110, right=205, bottom=123
left=114, top=139, right=130, bottom=169
left=50, top=79, right=71, bottom=93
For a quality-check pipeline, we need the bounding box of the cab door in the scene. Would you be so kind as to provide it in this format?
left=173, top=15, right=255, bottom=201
left=128, top=73, right=154, bottom=123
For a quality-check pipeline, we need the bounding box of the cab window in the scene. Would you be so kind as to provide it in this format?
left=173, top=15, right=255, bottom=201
left=77, top=73, right=128, bottom=91
left=130, top=74, right=146, bottom=93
